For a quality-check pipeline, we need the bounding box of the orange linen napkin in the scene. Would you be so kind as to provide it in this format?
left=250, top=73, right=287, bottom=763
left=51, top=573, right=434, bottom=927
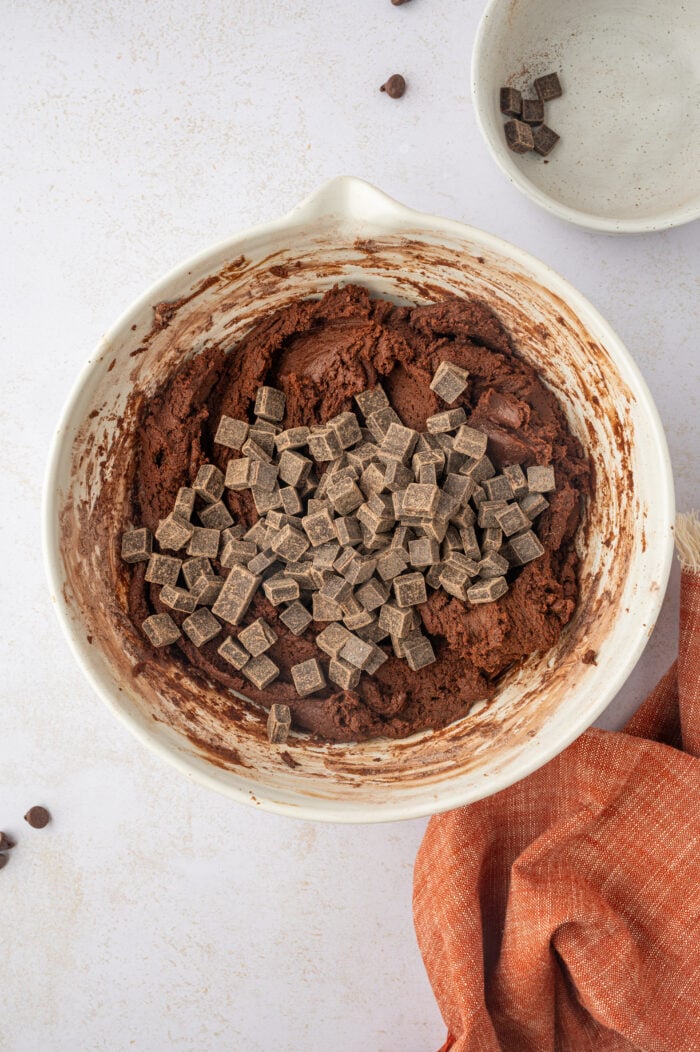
left=414, top=513, right=700, bottom=1052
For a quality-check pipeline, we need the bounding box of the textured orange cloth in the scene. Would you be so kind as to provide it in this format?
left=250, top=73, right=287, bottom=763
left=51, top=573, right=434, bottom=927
left=414, top=568, right=700, bottom=1052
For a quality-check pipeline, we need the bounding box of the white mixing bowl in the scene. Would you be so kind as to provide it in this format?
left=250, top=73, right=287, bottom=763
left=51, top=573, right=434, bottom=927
left=43, top=177, right=674, bottom=822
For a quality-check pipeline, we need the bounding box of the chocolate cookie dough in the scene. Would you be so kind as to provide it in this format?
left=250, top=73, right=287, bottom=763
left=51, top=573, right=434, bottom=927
left=124, top=284, right=590, bottom=742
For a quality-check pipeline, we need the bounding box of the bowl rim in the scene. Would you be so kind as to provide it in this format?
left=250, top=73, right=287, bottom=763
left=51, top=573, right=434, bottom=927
left=471, top=0, right=700, bottom=234
left=42, top=175, right=675, bottom=822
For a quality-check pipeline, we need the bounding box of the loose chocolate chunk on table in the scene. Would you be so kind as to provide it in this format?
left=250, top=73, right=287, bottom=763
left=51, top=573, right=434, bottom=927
left=533, top=72, right=562, bottom=102
left=467, top=576, right=509, bottom=604
left=521, top=98, right=544, bottom=125
left=193, top=463, right=224, bottom=503
left=267, top=703, right=291, bottom=744
left=212, top=565, right=261, bottom=625
left=254, top=385, right=286, bottom=423
left=142, top=612, right=181, bottom=647
left=121, top=527, right=153, bottom=564
left=215, top=415, right=249, bottom=450
left=159, top=584, right=197, bottom=613
left=24, top=806, right=51, bottom=829
left=182, top=607, right=221, bottom=647
left=217, top=635, right=250, bottom=670
left=380, top=73, right=406, bottom=99
left=527, top=464, right=556, bottom=493
left=532, top=124, right=560, bottom=157
left=430, top=361, right=470, bottom=404
left=291, top=658, right=326, bottom=697
left=238, top=617, right=277, bottom=657
left=155, top=513, right=193, bottom=552
left=504, top=119, right=534, bottom=153
left=242, top=654, right=280, bottom=690
left=279, top=601, right=313, bottom=636
left=499, top=86, right=522, bottom=118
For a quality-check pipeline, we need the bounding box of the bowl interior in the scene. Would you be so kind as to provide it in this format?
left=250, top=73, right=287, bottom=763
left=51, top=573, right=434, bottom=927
left=47, top=185, right=672, bottom=820
left=473, top=0, right=700, bottom=231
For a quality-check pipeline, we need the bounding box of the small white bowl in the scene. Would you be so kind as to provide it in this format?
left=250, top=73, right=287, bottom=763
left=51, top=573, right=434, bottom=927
left=472, top=0, right=700, bottom=233
left=44, top=177, right=673, bottom=822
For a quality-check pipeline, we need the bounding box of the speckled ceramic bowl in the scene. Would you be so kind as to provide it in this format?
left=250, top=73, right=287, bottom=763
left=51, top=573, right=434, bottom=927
left=43, top=177, right=674, bottom=822
left=472, top=0, right=700, bottom=232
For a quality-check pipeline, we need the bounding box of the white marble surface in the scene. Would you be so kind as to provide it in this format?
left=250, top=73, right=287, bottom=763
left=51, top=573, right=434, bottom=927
left=2, top=2, right=698, bottom=1050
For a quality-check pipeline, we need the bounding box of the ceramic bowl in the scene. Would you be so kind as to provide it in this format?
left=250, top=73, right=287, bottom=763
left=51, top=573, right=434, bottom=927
left=472, top=0, right=700, bottom=232
left=43, top=177, right=674, bottom=822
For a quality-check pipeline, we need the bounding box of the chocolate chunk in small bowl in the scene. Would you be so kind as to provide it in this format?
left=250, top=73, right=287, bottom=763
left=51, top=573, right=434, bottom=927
left=533, top=72, right=563, bottom=102
left=24, top=806, right=51, bottom=829
left=532, top=125, right=560, bottom=157
left=291, top=658, right=326, bottom=697
left=267, top=703, right=292, bottom=744
left=499, top=86, right=522, bottom=118
left=521, top=98, right=544, bottom=126
left=504, top=119, right=534, bottom=154
left=380, top=74, right=406, bottom=99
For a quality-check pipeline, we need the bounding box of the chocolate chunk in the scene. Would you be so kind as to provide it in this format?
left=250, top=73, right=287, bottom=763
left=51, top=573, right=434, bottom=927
left=217, top=635, right=250, bottom=670
left=409, top=536, right=440, bottom=567
left=359, top=462, right=386, bottom=498
left=380, top=423, right=419, bottom=464
left=426, top=408, right=467, bottom=434
left=316, top=622, right=353, bottom=658
left=402, top=634, right=436, bottom=671
left=251, top=485, right=284, bottom=515
left=462, top=454, right=495, bottom=483
left=483, top=475, right=515, bottom=502
left=121, top=527, right=153, bottom=564
left=248, top=459, right=279, bottom=492
left=364, top=642, right=388, bottom=674
left=271, top=524, right=311, bottom=562
left=382, top=460, right=413, bottom=493
left=267, top=703, right=291, bottom=744
left=532, top=124, right=560, bottom=157
left=187, top=527, right=220, bottom=560
left=215, top=416, right=249, bottom=450
left=459, top=525, right=481, bottom=559
left=198, top=500, right=233, bottom=530
left=533, top=72, right=562, bottom=102
left=481, top=527, right=503, bottom=553
left=145, top=553, right=182, bottom=587
left=495, top=502, right=531, bottom=537
left=504, top=119, right=534, bottom=153
left=521, top=98, right=544, bottom=125
left=499, top=86, right=522, bottom=118
left=278, top=449, right=312, bottom=487
left=220, top=538, right=258, bottom=568
left=182, top=607, right=221, bottom=647
left=142, top=612, right=181, bottom=647
left=380, top=73, right=406, bottom=98
left=355, top=385, right=390, bottom=419
left=225, top=457, right=252, bottom=490
left=393, top=571, right=427, bottom=608
left=336, top=550, right=376, bottom=586
left=190, top=574, right=224, bottom=606
left=279, top=601, right=313, bottom=636
left=239, top=617, right=278, bottom=657
left=519, top=492, right=549, bottom=519
left=453, top=425, right=488, bottom=459
left=347, top=442, right=379, bottom=472
left=328, top=412, right=362, bottom=450
left=242, top=654, right=279, bottom=690
left=366, top=407, right=402, bottom=442
left=291, top=658, right=326, bottom=697
left=299, top=508, right=335, bottom=548
left=173, top=487, right=196, bottom=520
left=159, top=584, right=197, bottom=613
left=0, top=833, right=14, bottom=850
left=402, top=483, right=441, bottom=518
left=254, top=386, right=286, bottom=423
left=308, top=428, right=343, bottom=462
left=478, top=551, right=510, bottom=579
left=280, top=486, right=304, bottom=516
left=247, top=549, right=277, bottom=575
left=193, top=463, right=225, bottom=504
left=503, top=463, right=528, bottom=499
left=527, top=465, right=556, bottom=493
left=24, top=806, right=51, bottom=829
left=313, top=542, right=341, bottom=570
left=263, top=574, right=300, bottom=607
left=320, top=574, right=353, bottom=606
left=212, top=565, right=261, bottom=624
left=242, top=436, right=272, bottom=463
left=328, top=475, right=364, bottom=515
left=275, top=426, right=310, bottom=452
left=467, top=576, right=508, bottom=604
left=344, top=607, right=375, bottom=631
left=478, top=500, right=508, bottom=528
left=443, top=472, right=476, bottom=505
left=328, top=657, right=361, bottom=690
left=155, top=513, right=194, bottom=552
left=506, top=529, right=545, bottom=565
left=356, top=577, right=390, bottom=612
left=222, top=524, right=246, bottom=542
left=430, top=361, right=470, bottom=404
left=378, top=602, right=419, bottom=638
left=339, top=634, right=375, bottom=670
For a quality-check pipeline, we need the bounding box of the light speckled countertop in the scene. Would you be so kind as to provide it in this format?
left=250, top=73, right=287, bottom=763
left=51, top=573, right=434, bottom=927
left=2, top=2, right=698, bottom=1050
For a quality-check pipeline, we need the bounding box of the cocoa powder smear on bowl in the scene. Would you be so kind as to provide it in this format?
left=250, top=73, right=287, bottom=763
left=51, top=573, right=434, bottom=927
left=123, top=285, right=590, bottom=742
